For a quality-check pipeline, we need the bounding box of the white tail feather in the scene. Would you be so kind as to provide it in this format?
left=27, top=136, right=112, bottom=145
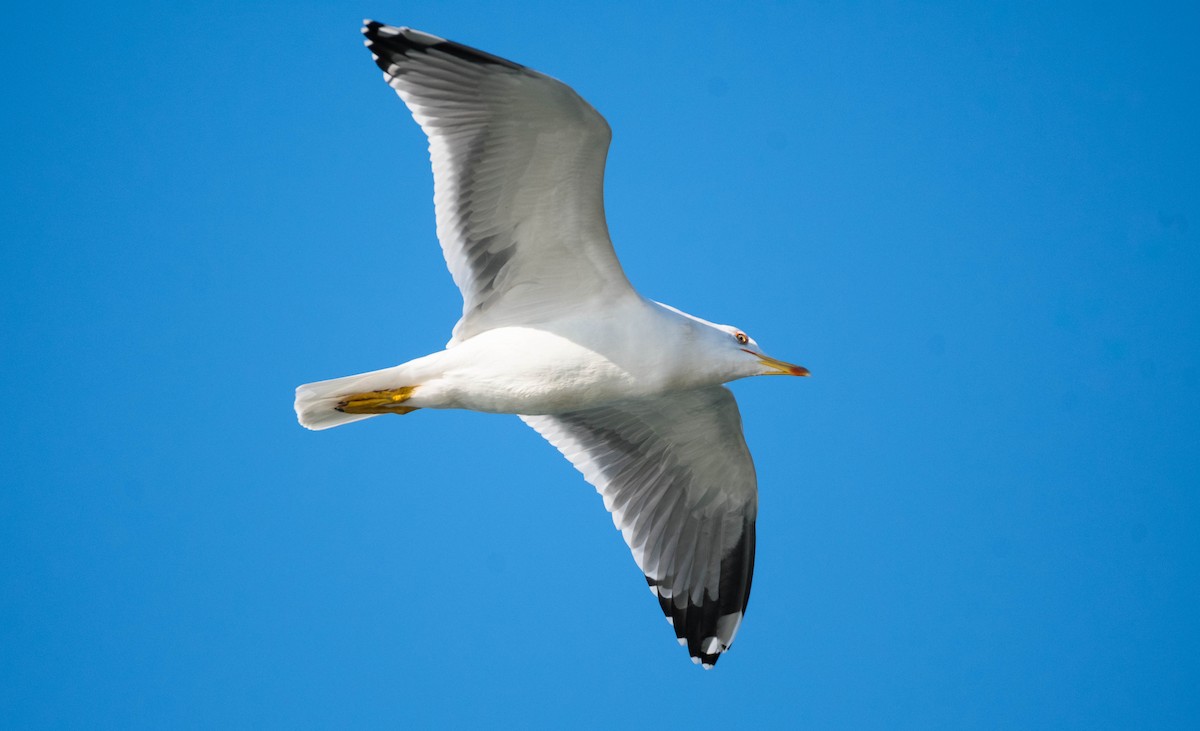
left=294, top=365, right=412, bottom=431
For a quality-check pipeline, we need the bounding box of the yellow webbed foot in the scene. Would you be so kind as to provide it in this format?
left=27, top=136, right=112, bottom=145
left=335, top=386, right=420, bottom=415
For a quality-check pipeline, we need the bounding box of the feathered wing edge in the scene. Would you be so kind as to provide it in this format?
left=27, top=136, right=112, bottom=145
left=360, top=20, right=634, bottom=345
left=521, top=386, right=758, bottom=667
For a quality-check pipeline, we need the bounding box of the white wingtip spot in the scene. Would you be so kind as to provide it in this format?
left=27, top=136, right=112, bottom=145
left=691, top=656, right=701, bottom=664
left=701, top=663, right=714, bottom=670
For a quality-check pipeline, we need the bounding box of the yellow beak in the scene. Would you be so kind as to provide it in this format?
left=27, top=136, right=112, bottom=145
left=751, top=351, right=811, bottom=377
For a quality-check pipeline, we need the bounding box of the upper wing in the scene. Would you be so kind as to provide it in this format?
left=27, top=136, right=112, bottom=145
left=362, top=21, right=637, bottom=345
left=520, top=386, right=758, bottom=668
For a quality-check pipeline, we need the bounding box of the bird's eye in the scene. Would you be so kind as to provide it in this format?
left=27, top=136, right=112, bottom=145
left=734, top=332, right=749, bottom=345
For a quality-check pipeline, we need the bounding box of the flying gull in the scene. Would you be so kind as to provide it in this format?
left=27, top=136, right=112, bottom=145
left=295, top=20, right=810, bottom=668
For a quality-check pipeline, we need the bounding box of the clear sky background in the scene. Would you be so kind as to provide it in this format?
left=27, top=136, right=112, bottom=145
left=3, top=1, right=1198, bottom=728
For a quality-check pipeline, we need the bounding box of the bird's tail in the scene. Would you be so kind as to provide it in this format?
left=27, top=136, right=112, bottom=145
left=294, top=365, right=413, bottom=431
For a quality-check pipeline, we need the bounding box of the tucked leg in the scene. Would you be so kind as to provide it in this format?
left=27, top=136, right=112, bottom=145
left=336, top=387, right=420, bottom=415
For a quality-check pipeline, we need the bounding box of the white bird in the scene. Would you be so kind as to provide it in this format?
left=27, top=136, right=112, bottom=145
left=295, top=20, right=809, bottom=668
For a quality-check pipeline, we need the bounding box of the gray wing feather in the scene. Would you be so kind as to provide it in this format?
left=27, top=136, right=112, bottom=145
left=362, top=22, right=636, bottom=345
left=521, top=386, right=758, bottom=667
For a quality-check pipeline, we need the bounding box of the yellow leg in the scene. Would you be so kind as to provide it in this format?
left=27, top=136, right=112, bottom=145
left=335, top=386, right=420, bottom=415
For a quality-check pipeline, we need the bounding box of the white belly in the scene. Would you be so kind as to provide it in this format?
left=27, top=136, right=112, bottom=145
left=404, top=326, right=652, bottom=415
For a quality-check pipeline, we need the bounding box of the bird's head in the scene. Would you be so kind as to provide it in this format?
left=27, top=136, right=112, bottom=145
left=650, top=301, right=809, bottom=383
left=714, top=324, right=810, bottom=380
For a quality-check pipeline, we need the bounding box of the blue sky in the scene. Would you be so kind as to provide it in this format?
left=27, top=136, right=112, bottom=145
left=3, top=1, right=1198, bottom=727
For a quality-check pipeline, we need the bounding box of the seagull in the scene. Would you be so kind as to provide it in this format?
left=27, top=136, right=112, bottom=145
left=295, top=20, right=810, bottom=668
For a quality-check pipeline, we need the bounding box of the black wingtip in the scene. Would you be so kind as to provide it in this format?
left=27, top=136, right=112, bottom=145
left=646, top=517, right=755, bottom=668
left=360, top=20, right=525, bottom=72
